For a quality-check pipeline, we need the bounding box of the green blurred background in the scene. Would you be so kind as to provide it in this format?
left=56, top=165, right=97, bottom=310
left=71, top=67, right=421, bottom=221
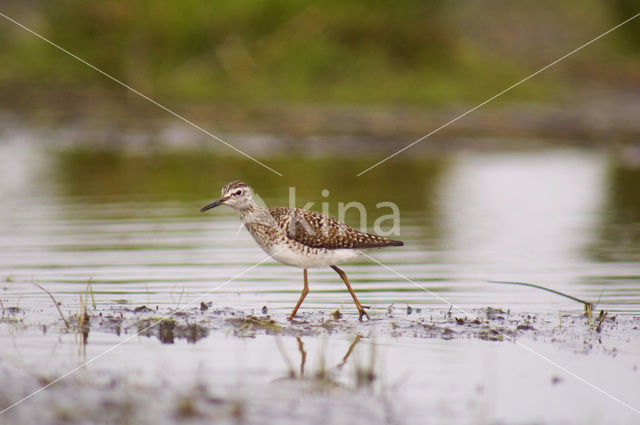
left=1, top=0, right=639, bottom=141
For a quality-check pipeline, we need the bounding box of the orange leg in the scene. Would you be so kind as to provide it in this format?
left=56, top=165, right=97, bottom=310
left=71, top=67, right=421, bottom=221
left=288, top=268, right=309, bottom=321
left=331, top=265, right=370, bottom=321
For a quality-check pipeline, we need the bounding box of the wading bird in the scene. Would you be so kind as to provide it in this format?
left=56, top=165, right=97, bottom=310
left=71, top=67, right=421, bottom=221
left=201, top=181, right=403, bottom=320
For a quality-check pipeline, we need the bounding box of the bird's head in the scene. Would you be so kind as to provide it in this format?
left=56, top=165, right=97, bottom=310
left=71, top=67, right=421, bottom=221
left=200, top=181, right=255, bottom=213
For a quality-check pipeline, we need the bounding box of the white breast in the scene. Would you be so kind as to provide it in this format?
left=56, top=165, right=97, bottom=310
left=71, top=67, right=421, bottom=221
left=262, top=242, right=361, bottom=268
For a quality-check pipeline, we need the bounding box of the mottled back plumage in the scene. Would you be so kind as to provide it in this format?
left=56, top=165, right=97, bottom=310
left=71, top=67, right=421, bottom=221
left=269, top=207, right=403, bottom=250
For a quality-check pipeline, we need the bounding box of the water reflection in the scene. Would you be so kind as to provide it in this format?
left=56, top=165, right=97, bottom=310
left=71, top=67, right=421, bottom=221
left=0, top=141, right=639, bottom=314
left=274, top=335, right=373, bottom=391
left=2, top=139, right=640, bottom=425
left=589, top=163, right=640, bottom=262
left=439, top=151, right=605, bottom=267
left=53, top=148, right=445, bottom=206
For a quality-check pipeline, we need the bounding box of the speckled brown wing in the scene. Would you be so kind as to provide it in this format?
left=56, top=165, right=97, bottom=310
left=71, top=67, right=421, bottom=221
left=269, top=207, right=403, bottom=249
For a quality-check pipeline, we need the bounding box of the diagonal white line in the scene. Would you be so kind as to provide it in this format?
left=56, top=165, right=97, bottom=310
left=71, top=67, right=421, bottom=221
left=0, top=251, right=281, bottom=416
left=357, top=12, right=640, bottom=176
left=359, top=250, right=640, bottom=416
left=0, top=11, right=283, bottom=177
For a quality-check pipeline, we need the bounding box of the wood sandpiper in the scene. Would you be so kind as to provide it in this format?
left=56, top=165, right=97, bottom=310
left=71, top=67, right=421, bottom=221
left=200, top=181, right=404, bottom=321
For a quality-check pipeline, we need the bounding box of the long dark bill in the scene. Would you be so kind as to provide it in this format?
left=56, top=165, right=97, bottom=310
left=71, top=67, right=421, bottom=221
left=200, top=199, right=224, bottom=212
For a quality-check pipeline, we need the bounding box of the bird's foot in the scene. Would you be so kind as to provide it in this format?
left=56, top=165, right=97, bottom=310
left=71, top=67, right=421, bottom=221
left=358, top=306, right=371, bottom=321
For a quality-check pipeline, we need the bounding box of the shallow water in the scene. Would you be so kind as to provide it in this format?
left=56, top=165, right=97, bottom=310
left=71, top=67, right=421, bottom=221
left=1, top=135, right=640, bottom=424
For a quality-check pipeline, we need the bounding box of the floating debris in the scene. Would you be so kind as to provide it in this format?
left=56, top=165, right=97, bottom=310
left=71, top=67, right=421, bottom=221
left=137, top=316, right=209, bottom=344
left=134, top=305, right=154, bottom=313
left=226, top=315, right=283, bottom=337
left=5, top=302, right=628, bottom=353
left=517, top=323, right=535, bottom=331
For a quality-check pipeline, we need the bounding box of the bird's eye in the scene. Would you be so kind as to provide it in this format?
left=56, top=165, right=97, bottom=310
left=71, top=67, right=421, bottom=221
left=235, top=190, right=242, bottom=196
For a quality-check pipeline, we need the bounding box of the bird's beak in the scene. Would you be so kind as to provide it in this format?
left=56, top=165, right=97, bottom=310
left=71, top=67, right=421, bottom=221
left=200, top=198, right=225, bottom=212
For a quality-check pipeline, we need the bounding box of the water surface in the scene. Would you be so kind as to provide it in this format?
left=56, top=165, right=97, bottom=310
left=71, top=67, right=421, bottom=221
left=1, top=136, right=639, bottom=424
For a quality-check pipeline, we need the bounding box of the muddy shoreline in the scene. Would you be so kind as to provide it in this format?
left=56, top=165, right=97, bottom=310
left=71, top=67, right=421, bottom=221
left=1, top=302, right=638, bottom=425
left=2, top=89, right=640, bottom=158
left=4, top=302, right=632, bottom=352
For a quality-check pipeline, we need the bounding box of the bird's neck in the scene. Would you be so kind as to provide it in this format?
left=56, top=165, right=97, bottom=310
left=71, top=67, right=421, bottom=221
left=237, top=202, right=265, bottom=219
left=237, top=204, right=277, bottom=229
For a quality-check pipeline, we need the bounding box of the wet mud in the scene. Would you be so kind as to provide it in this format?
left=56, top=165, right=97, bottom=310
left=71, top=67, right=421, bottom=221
left=10, top=302, right=630, bottom=354
left=1, top=303, right=638, bottom=425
